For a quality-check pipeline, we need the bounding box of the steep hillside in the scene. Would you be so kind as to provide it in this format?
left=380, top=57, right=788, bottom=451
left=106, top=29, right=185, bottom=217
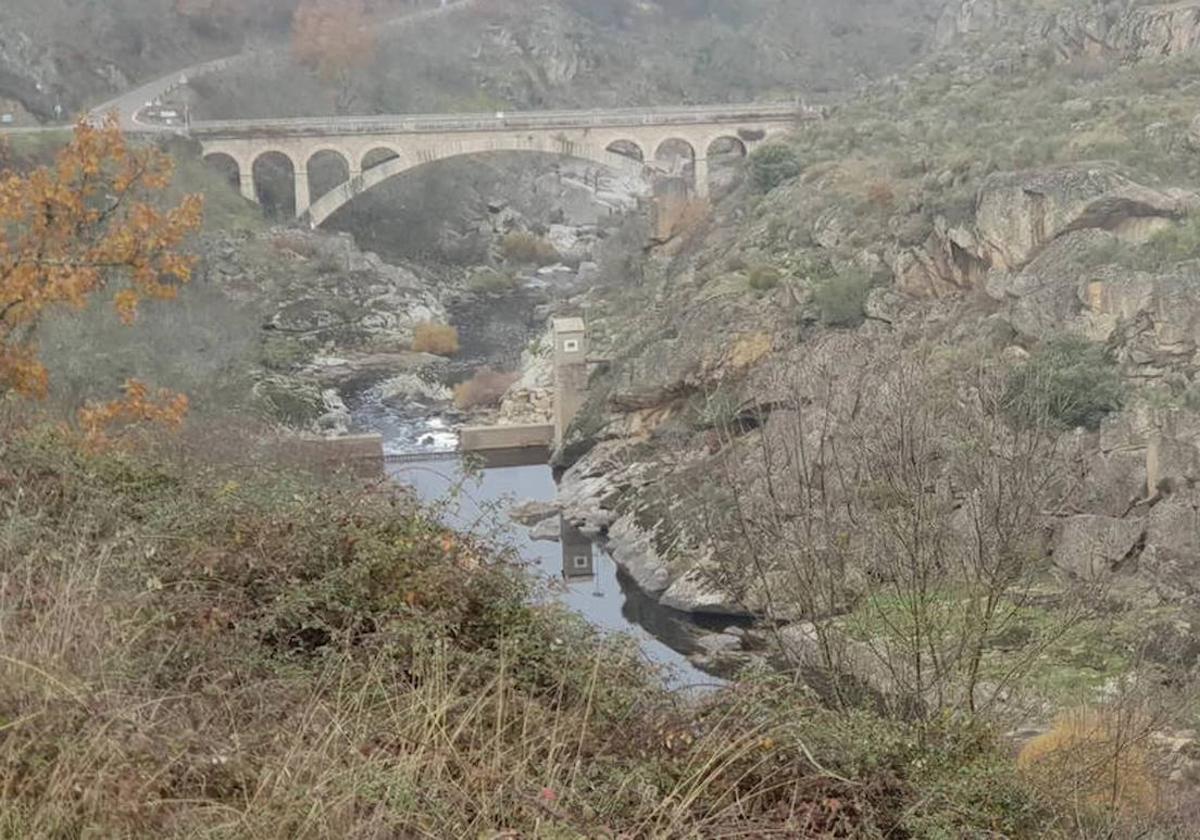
left=547, top=0, right=1200, bottom=810
left=192, top=0, right=947, bottom=118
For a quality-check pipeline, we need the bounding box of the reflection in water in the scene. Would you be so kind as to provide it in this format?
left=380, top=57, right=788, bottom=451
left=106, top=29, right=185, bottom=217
left=560, top=519, right=595, bottom=579
left=388, top=454, right=720, bottom=690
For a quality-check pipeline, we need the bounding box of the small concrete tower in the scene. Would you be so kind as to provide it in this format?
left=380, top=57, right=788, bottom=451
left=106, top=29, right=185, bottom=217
left=552, top=317, right=588, bottom=447
left=560, top=519, right=596, bottom=579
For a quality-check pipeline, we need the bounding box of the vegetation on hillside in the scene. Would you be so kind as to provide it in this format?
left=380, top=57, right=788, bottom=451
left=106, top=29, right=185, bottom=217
left=0, top=418, right=1130, bottom=839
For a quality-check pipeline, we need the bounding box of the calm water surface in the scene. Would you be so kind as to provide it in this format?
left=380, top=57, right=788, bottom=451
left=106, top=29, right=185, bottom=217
left=388, top=455, right=724, bottom=690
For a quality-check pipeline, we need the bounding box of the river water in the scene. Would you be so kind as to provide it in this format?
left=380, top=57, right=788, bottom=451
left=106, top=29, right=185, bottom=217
left=355, top=398, right=726, bottom=690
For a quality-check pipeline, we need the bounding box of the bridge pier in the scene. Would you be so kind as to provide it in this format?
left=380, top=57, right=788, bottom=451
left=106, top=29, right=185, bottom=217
left=239, top=169, right=256, bottom=203
left=693, top=157, right=710, bottom=199
left=295, top=169, right=311, bottom=217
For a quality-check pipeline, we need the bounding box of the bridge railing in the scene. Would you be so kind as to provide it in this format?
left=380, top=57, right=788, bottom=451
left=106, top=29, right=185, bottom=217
left=189, top=102, right=819, bottom=138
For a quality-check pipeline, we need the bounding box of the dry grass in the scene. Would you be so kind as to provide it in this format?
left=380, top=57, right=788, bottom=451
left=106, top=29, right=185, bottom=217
left=411, top=321, right=460, bottom=356
left=1019, top=707, right=1160, bottom=819
left=0, top=418, right=1116, bottom=838
left=453, top=367, right=519, bottom=410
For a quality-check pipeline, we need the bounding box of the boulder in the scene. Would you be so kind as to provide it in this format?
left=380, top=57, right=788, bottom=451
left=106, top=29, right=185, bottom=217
left=1141, top=491, right=1200, bottom=602
left=694, top=632, right=744, bottom=656
left=660, top=569, right=752, bottom=617
left=606, top=515, right=671, bottom=594
left=508, top=499, right=560, bottom=526
left=974, top=165, right=1194, bottom=272
left=934, top=0, right=1000, bottom=47
left=890, top=221, right=987, bottom=297
left=1052, top=514, right=1145, bottom=581
left=529, top=517, right=562, bottom=542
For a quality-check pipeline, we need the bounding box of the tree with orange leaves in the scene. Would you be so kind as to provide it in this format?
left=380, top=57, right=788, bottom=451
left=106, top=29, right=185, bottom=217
left=0, top=118, right=204, bottom=401
left=292, top=0, right=377, bottom=112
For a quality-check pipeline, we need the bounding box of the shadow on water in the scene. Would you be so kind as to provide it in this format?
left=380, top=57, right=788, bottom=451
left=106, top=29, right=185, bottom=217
left=387, top=449, right=729, bottom=690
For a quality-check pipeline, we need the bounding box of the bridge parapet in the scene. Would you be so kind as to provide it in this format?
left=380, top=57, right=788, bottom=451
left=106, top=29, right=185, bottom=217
left=190, top=102, right=815, bottom=139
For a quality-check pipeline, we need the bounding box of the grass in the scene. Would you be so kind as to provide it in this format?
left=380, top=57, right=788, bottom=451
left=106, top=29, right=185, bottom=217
left=0, top=416, right=1108, bottom=838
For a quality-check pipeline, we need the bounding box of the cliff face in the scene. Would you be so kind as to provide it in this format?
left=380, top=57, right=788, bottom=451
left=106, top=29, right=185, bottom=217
left=937, top=0, right=1200, bottom=60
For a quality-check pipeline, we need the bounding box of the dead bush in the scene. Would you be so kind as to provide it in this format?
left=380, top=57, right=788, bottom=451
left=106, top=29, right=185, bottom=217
left=411, top=322, right=460, bottom=357
left=1018, top=707, right=1159, bottom=820
left=500, top=231, right=560, bottom=266
left=453, top=367, right=519, bottom=410
left=866, top=180, right=896, bottom=211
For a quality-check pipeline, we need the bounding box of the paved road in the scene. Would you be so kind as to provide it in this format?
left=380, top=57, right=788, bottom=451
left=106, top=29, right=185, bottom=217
left=4, top=0, right=481, bottom=134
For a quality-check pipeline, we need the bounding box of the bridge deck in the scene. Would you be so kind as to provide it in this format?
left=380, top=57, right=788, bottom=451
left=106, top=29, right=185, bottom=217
left=189, top=102, right=815, bottom=139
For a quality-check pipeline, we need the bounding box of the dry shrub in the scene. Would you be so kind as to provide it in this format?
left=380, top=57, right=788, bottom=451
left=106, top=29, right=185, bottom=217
left=411, top=322, right=460, bottom=356
left=500, top=231, right=560, bottom=266
left=866, top=180, right=896, bottom=211
left=655, top=196, right=711, bottom=242
left=1018, top=707, right=1159, bottom=819
left=453, top=367, right=518, bottom=410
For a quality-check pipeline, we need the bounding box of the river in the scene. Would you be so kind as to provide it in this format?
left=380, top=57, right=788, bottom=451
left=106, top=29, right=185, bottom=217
left=354, top=395, right=730, bottom=690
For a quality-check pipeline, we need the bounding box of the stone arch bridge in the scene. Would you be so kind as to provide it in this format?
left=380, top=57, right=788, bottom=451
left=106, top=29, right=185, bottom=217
left=193, top=104, right=808, bottom=227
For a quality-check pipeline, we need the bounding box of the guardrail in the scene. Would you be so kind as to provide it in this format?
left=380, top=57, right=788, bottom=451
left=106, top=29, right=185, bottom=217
left=190, top=102, right=818, bottom=138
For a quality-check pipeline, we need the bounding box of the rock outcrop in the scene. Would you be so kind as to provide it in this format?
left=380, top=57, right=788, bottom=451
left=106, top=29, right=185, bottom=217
left=937, top=0, right=1200, bottom=62
left=973, top=165, right=1193, bottom=271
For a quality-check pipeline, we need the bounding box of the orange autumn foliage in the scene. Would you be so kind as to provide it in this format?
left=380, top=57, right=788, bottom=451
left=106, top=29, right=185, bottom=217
left=78, top=379, right=191, bottom=447
left=292, top=0, right=376, bottom=81
left=0, top=117, right=204, bottom=399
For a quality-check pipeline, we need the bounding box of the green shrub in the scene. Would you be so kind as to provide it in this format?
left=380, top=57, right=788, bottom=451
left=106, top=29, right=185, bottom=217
left=468, top=268, right=519, bottom=294
left=748, top=143, right=801, bottom=192
left=813, top=268, right=872, bottom=327
left=1133, top=214, right=1200, bottom=271
left=747, top=265, right=782, bottom=292
left=1003, top=336, right=1124, bottom=431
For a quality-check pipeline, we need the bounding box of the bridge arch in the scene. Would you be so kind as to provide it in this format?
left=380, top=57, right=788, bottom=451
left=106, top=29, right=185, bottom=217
left=362, top=146, right=402, bottom=172
left=654, top=137, right=696, bottom=167
left=202, top=151, right=241, bottom=192
left=605, top=139, right=645, bottom=163
left=251, top=151, right=298, bottom=218
left=306, top=145, right=645, bottom=228
left=307, top=148, right=352, bottom=203
left=707, top=135, right=748, bottom=161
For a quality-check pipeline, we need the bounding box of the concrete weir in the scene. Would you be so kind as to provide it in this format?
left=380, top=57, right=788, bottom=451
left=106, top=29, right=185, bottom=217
left=302, top=319, right=591, bottom=469
left=459, top=423, right=554, bottom=452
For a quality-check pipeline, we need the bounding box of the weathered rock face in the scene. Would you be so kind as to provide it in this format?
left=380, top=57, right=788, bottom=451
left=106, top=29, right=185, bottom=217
left=1141, top=491, right=1200, bottom=602
left=935, top=0, right=1001, bottom=47
left=497, top=332, right=554, bottom=426
left=887, top=165, right=1196, bottom=300
left=890, top=220, right=987, bottom=297
left=973, top=165, right=1193, bottom=272
left=937, top=0, right=1200, bottom=62
left=661, top=570, right=753, bottom=617
left=1108, top=3, right=1200, bottom=60
left=206, top=229, right=446, bottom=354
left=1052, top=514, right=1145, bottom=582
left=606, top=516, right=672, bottom=594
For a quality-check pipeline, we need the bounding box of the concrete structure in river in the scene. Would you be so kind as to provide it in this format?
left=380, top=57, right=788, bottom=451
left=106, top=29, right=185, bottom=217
left=193, top=103, right=808, bottom=225
left=552, top=317, right=589, bottom=449
left=456, top=316, right=592, bottom=454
